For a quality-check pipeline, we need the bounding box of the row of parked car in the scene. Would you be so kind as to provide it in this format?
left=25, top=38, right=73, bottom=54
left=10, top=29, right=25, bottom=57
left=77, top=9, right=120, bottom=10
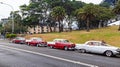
left=11, top=37, right=120, bottom=57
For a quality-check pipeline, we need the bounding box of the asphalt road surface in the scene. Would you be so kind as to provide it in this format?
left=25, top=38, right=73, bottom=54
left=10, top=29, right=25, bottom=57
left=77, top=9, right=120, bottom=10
left=0, top=40, right=120, bottom=67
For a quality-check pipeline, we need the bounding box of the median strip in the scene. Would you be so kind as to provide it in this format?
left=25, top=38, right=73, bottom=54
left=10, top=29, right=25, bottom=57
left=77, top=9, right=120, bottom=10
left=0, top=45, right=98, bottom=67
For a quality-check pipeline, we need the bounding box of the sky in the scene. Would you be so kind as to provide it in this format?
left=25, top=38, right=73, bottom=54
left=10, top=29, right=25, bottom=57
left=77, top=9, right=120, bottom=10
left=0, top=0, right=103, bottom=20
left=0, top=0, right=29, bottom=20
left=78, top=0, right=103, bottom=4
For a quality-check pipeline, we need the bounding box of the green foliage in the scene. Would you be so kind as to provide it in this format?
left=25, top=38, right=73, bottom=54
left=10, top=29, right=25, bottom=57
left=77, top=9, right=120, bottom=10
left=51, top=6, right=66, bottom=22
left=113, top=0, right=120, bottom=14
left=50, top=6, right=66, bottom=32
left=75, top=3, right=115, bottom=31
left=14, top=0, right=116, bottom=33
left=6, top=34, right=17, bottom=38
left=99, top=2, right=110, bottom=8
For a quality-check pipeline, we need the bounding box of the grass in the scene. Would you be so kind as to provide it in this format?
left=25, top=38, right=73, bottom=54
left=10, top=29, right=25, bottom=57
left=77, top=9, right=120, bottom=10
left=25, top=26, right=120, bottom=47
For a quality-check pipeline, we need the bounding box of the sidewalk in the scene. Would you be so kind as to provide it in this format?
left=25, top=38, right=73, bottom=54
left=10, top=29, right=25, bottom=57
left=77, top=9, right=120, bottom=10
left=0, top=38, right=9, bottom=42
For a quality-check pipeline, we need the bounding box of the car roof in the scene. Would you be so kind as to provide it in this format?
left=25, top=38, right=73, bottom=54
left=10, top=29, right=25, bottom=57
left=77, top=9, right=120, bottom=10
left=53, top=39, right=67, bottom=41
left=86, top=40, right=102, bottom=43
left=30, top=37, right=42, bottom=39
left=16, top=37, right=25, bottom=38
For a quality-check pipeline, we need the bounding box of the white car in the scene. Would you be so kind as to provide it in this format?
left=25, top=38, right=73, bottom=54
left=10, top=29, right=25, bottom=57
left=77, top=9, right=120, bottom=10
left=75, top=41, right=120, bottom=57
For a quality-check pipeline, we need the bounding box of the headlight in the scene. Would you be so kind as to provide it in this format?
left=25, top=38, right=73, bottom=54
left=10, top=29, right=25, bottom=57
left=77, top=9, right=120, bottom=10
left=116, top=48, right=120, bottom=52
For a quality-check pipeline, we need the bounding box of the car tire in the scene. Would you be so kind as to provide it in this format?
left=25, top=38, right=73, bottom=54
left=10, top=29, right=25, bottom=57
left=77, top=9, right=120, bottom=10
left=36, top=44, right=39, bottom=47
left=39, top=44, right=43, bottom=47
left=50, top=46, right=54, bottom=49
left=105, top=50, right=113, bottom=57
left=25, top=42, right=28, bottom=45
left=28, top=43, right=30, bottom=46
left=64, top=46, right=68, bottom=51
left=12, top=41, right=15, bottom=43
left=77, top=49, right=86, bottom=53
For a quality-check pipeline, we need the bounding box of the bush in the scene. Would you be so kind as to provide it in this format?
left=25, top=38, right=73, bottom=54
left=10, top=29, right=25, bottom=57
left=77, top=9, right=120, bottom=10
left=6, top=34, right=17, bottom=38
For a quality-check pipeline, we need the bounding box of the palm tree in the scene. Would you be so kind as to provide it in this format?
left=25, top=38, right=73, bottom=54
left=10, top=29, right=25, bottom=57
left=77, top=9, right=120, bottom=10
left=113, top=1, right=120, bottom=31
left=75, top=4, right=97, bottom=32
left=50, top=6, right=66, bottom=32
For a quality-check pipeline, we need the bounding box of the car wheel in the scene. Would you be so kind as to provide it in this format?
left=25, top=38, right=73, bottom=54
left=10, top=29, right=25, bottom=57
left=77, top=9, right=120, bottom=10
left=25, top=42, right=28, bottom=45
left=64, top=46, right=68, bottom=51
left=50, top=46, right=54, bottom=49
left=36, top=44, right=39, bottom=47
left=39, top=44, right=43, bottom=47
left=77, top=49, right=86, bottom=53
left=105, top=50, right=113, bottom=57
left=12, top=41, right=15, bottom=43
left=28, top=43, right=30, bottom=46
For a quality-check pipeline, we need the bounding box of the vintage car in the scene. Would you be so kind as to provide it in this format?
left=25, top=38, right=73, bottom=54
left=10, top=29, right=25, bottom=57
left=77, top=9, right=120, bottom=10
left=25, top=37, right=47, bottom=47
left=75, top=41, right=120, bottom=57
left=12, top=37, right=26, bottom=44
left=47, top=39, right=75, bottom=50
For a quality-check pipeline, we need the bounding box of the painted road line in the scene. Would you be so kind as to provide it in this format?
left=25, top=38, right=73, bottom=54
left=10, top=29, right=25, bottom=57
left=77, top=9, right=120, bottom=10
left=0, top=45, right=98, bottom=67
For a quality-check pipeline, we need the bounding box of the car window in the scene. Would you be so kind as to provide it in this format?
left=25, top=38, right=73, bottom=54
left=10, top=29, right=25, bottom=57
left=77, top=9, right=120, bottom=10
left=62, top=40, right=69, bottom=43
left=53, top=40, right=62, bottom=42
left=93, top=42, right=100, bottom=46
left=101, top=43, right=107, bottom=46
left=15, top=38, right=19, bottom=39
left=31, top=38, right=42, bottom=41
left=87, top=42, right=94, bottom=45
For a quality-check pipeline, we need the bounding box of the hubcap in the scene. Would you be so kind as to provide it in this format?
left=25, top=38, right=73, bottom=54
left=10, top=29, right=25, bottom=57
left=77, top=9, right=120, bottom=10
left=37, top=44, right=39, bottom=47
left=106, top=51, right=112, bottom=57
left=50, top=46, right=53, bottom=48
left=64, top=47, right=68, bottom=50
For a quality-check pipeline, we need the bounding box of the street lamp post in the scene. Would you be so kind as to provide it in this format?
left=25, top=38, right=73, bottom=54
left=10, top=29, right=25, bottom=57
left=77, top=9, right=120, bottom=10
left=0, top=2, right=14, bottom=33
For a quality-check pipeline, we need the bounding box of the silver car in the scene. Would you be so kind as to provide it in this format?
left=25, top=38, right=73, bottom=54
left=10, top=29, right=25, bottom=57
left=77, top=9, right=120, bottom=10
left=75, top=41, right=120, bottom=57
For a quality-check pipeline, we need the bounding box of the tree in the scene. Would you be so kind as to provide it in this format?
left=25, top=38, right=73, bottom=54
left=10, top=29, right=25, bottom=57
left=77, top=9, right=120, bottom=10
left=5, top=11, right=28, bottom=34
left=113, top=0, right=120, bottom=31
left=99, top=2, right=110, bottom=8
left=97, top=7, right=115, bottom=28
left=75, top=4, right=98, bottom=32
left=50, top=6, right=66, bottom=32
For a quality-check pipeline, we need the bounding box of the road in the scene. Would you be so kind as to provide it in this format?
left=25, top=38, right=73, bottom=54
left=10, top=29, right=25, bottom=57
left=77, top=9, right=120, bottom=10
left=0, top=40, right=120, bottom=67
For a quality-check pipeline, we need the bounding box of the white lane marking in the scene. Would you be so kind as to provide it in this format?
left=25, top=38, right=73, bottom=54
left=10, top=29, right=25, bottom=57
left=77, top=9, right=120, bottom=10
left=0, top=45, right=98, bottom=67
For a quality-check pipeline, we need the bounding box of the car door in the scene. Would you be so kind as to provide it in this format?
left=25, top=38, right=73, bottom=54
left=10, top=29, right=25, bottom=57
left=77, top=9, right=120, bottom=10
left=87, top=42, right=102, bottom=53
left=54, top=40, right=61, bottom=48
left=85, top=42, right=98, bottom=53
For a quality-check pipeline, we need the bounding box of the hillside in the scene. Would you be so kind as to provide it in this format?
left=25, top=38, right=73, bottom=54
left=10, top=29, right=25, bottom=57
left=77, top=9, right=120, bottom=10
left=25, top=26, right=120, bottom=47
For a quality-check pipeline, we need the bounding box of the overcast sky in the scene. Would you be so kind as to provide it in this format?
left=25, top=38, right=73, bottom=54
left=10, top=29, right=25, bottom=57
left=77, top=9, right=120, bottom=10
left=79, top=0, right=103, bottom=4
left=0, top=0, right=29, bottom=20
left=0, top=0, right=102, bottom=20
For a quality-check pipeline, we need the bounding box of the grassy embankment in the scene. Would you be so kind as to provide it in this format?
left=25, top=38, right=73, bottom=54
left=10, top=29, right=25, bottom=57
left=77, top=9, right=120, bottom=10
left=25, top=26, right=120, bottom=47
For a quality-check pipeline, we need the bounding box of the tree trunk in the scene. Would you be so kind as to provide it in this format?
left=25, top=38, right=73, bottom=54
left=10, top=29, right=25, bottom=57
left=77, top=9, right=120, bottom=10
left=54, top=25, right=56, bottom=32
left=118, top=24, right=120, bottom=31
left=86, top=18, right=90, bottom=32
left=48, top=24, right=52, bottom=32
left=34, top=26, right=36, bottom=34
left=68, top=17, right=72, bottom=32
left=98, top=21, right=101, bottom=28
left=58, top=21, right=61, bottom=33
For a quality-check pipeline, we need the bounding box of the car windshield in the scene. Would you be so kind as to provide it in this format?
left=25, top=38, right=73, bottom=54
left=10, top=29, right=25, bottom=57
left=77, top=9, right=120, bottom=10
left=101, top=43, right=108, bottom=46
left=17, top=37, right=25, bottom=40
left=62, top=40, right=69, bottom=43
left=32, top=38, right=42, bottom=41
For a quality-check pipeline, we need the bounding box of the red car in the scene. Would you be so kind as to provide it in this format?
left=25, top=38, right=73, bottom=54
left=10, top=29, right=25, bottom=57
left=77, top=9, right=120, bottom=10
left=25, top=37, right=47, bottom=47
left=47, top=39, right=75, bottom=50
left=12, top=37, right=26, bottom=44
